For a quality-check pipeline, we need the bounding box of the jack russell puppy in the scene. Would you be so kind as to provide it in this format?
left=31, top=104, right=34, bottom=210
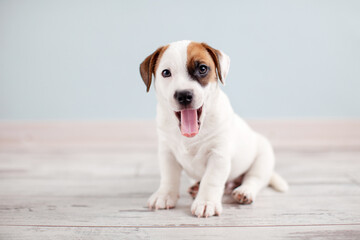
left=139, top=40, right=288, bottom=218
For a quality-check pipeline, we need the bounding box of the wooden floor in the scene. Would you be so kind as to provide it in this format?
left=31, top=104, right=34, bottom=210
left=0, top=120, right=360, bottom=239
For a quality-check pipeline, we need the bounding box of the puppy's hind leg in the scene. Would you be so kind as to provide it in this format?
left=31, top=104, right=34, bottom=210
left=188, top=181, right=200, bottom=199
left=232, top=135, right=275, bottom=204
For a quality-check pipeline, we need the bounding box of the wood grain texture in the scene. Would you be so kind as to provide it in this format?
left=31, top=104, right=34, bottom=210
left=1, top=225, right=360, bottom=240
left=0, top=120, right=359, bottom=239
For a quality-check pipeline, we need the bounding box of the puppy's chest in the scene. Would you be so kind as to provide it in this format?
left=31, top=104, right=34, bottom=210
left=171, top=142, right=209, bottom=180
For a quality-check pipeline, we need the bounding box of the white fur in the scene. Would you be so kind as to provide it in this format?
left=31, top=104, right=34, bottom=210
left=147, top=40, right=288, bottom=217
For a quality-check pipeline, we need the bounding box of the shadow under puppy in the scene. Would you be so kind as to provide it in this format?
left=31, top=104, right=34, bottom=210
left=139, top=40, right=288, bottom=218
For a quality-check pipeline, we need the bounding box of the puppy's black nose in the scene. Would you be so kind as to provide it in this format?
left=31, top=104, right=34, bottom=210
left=174, top=90, right=193, bottom=105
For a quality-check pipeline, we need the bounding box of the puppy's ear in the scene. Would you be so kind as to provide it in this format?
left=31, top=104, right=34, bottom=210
left=139, top=46, right=165, bottom=92
left=201, top=43, right=231, bottom=84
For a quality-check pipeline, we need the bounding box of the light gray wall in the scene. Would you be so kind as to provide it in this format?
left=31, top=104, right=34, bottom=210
left=1, top=0, right=359, bottom=120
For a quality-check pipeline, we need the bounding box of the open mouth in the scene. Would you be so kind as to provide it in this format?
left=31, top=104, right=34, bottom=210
left=175, top=105, right=203, bottom=137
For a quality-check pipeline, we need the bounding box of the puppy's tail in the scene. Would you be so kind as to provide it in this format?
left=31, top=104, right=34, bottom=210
left=269, top=172, right=289, bottom=192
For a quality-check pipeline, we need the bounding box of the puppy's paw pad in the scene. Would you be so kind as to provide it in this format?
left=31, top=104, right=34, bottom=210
left=191, top=200, right=222, bottom=218
left=232, top=187, right=254, bottom=204
left=147, top=191, right=178, bottom=210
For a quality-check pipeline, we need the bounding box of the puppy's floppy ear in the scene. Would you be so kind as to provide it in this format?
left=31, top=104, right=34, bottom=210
left=201, top=43, right=231, bottom=84
left=139, top=46, right=165, bottom=92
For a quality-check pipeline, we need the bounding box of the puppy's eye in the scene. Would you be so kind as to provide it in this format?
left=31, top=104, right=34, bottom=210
left=199, top=65, right=208, bottom=75
left=162, top=69, right=171, bottom=78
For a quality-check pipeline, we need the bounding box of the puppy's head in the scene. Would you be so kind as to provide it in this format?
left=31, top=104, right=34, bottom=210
left=140, top=40, right=230, bottom=137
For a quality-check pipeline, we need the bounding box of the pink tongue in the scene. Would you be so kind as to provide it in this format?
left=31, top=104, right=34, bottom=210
left=180, top=109, right=199, bottom=137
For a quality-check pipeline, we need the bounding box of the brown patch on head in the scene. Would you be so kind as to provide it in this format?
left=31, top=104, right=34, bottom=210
left=187, top=42, right=223, bottom=86
left=139, top=45, right=169, bottom=92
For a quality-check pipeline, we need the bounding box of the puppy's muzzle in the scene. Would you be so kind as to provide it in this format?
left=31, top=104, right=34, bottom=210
left=174, top=90, right=193, bottom=106
left=173, top=89, right=203, bottom=138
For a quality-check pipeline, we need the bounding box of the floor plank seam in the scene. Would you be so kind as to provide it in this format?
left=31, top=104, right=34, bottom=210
left=348, top=175, right=360, bottom=187
left=1, top=223, right=360, bottom=229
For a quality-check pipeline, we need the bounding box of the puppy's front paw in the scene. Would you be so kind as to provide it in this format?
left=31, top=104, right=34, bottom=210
left=191, top=200, right=222, bottom=218
left=232, top=186, right=255, bottom=204
left=147, top=190, right=178, bottom=210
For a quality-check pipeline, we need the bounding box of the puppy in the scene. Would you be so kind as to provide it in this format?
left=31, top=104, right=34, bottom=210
left=139, top=40, right=288, bottom=218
